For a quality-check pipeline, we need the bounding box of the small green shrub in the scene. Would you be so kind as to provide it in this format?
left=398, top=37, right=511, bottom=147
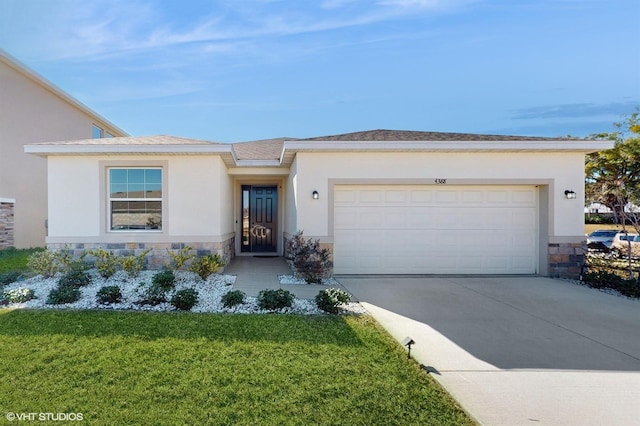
left=257, top=289, right=294, bottom=311
left=119, top=249, right=151, bottom=277
left=97, top=285, right=122, bottom=304
left=583, top=270, right=623, bottom=289
left=137, top=284, right=166, bottom=306
left=221, top=290, right=245, bottom=308
left=88, top=249, right=120, bottom=279
left=189, top=253, right=224, bottom=280
left=47, top=285, right=81, bottom=305
left=171, top=288, right=199, bottom=311
left=3, top=287, right=36, bottom=304
left=28, top=250, right=59, bottom=278
left=58, top=267, right=92, bottom=289
left=315, top=288, right=351, bottom=314
left=152, top=269, right=176, bottom=291
left=0, top=271, right=22, bottom=286
left=166, top=246, right=195, bottom=271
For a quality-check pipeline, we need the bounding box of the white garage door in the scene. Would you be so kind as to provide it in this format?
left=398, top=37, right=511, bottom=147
left=333, top=185, right=538, bottom=274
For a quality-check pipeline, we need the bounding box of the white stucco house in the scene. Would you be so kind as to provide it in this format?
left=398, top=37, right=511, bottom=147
left=25, top=130, right=612, bottom=278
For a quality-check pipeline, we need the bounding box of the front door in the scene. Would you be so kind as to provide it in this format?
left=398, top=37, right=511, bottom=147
left=241, top=185, right=277, bottom=252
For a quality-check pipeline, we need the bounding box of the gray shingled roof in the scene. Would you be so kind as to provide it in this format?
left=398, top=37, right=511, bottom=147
left=232, top=137, right=297, bottom=161
left=300, top=129, right=567, bottom=142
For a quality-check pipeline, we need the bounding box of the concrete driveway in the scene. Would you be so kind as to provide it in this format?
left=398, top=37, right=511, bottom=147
left=339, top=276, right=640, bottom=426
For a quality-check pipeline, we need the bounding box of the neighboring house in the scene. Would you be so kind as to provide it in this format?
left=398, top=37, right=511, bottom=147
left=25, top=130, right=613, bottom=279
left=0, top=49, right=127, bottom=249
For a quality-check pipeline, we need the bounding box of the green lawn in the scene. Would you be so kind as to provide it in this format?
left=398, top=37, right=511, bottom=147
left=0, top=247, right=43, bottom=274
left=0, top=310, right=473, bottom=425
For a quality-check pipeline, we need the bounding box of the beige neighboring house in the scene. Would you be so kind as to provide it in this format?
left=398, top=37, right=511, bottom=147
left=25, top=130, right=613, bottom=279
left=0, top=49, right=127, bottom=249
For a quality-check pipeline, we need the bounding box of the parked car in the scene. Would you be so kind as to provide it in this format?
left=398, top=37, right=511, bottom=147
left=586, top=229, right=620, bottom=251
left=611, top=232, right=640, bottom=258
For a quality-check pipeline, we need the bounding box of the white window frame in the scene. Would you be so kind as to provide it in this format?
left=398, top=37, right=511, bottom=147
left=108, top=167, right=163, bottom=232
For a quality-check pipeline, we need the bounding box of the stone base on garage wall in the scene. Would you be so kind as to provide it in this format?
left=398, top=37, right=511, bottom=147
left=47, top=237, right=236, bottom=271
left=548, top=242, right=585, bottom=279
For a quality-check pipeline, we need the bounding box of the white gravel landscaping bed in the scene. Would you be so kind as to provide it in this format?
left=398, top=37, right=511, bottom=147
left=1, top=270, right=366, bottom=315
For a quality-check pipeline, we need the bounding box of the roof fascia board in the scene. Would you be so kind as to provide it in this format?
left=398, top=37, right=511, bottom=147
left=283, top=140, right=614, bottom=153
left=235, top=159, right=283, bottom=167
left=0, top=49, right=128, bottom=136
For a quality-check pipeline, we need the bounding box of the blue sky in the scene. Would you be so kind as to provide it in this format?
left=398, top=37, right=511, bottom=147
left=1, top=0, right=638, bottom=142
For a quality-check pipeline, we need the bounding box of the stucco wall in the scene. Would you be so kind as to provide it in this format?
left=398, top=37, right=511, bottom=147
left=284, top=156, right=298, bottom=237
left=47, top=155, right=233, bottom=243
left=293, top=151, right=586, bottom=240
left=0, top=57, right=124, bottom=248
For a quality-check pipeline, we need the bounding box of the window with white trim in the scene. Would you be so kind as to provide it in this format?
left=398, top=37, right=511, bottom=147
left=109, top=168, right=162, bottom=231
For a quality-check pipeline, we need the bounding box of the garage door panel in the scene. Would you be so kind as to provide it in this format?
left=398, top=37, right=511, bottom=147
left=334, top=185, right=538, bottom=274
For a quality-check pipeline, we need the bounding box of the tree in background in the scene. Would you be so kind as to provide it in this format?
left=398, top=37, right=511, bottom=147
left=586, top=109, right=640, bottom=232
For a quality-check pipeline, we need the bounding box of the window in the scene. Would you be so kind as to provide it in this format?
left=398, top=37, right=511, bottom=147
left=92, top=124, right=103, bottom=138
left=109, top=168, right=162, bottom=231
left=105, top=131, right=114, bottom=138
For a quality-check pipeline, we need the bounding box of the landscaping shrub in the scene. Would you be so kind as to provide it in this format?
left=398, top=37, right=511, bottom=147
left=315, top=288, right=351, bottom=314
left=28, top=250, right=59, bottom=278
left=138, top=283, right=167, bottom=306
left=582, top=267, right=640, bottom=299
left=0, top=271, right=22, bottom=287
left=170, top=288, right=199, bottom=311
left=119, top=249, right=151, bottom=277
left=47, top=285, right=81, bottom=305
left=58, top=267, right=92, bottom=289
left=97, top=285, right=122, bottom=304
left=2, top=287, right=36, bottom=304
left=138, top=273, right=175, bottom=306
left=257, top=289, right=294, bottom=311
left=189, top=253, right=224, bottom=280
left=221, top=290, right=245, bottom=308
left=152, top=269, right=176, bottom=291
left=166, top=246, right=195, bottom=270
left=87, top=249, right=120, bottom=279
left=286, top=231, right=332, bottom=284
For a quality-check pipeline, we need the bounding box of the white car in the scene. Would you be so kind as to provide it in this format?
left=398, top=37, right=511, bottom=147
left=586, top=229, right=620, bottom=250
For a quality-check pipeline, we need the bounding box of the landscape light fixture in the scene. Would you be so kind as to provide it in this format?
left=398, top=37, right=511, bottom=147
left=312, top=190, right=319, bottom=200
left=402, top=336, right=415, bottom=359
left=564, top=190, right=577, bottom=199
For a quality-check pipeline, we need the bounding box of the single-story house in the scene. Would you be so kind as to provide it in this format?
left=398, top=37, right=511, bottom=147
left=25, top=130, right=613, bottom=278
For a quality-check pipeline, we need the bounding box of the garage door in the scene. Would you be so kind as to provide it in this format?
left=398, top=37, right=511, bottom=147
left=333, top=185, right=538, bottom=274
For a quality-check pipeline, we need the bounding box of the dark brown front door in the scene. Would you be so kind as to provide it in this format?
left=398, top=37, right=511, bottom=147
left=241, top=185, right=277, bottom=253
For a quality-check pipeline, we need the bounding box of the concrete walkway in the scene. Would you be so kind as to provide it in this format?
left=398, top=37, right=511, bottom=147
left=225, top=256, right=349, bottom=299
left=339, top=276, right=640, bottom=426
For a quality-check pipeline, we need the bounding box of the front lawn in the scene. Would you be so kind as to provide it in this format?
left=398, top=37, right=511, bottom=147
left=0, top=247, right=43, bottom=274
left=0, top=310, right=473, bottom=425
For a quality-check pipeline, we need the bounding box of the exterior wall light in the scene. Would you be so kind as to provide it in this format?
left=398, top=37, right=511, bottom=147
left=564, top=190, right=577, bottom=199
left=312, top=190, right=319, bottom=200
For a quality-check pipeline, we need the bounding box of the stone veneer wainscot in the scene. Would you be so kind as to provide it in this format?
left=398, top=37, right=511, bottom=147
left=0, top=199, right=15, bottom=249
left=47, top=237, right=235, bottom=271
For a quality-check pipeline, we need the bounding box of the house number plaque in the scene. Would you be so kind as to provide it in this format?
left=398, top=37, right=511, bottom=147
left=251, top=224, right=268, bottom=238
left=434, top=179, right=447, bottom=184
